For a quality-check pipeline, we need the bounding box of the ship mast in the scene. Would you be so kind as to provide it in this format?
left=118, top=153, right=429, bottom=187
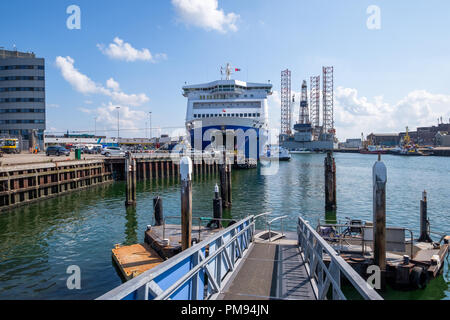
left=220, top=63, right=233, bottom=80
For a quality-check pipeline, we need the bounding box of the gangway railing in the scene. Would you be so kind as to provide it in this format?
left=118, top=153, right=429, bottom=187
left=297, top=217, right=383, bottom=300
left=97, top=216, right=255, bottom=300
left=98, top=214, right=383, bottom=300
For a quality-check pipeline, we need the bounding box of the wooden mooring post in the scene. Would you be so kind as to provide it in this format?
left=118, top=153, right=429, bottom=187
left=324, top=152, right=336, bottom=210
left=418, top=190, right=433, bottom=242
left=211, top=184, right=223, bottom=229
left=153, top=196, right=163, bottom=226
left=219, top=151, right=232, bottom=208
left=180, top=156, right=193, bottom=251
left=125, top=153, right=137, bottom=206
left=373, top=154, right=387, bottom=289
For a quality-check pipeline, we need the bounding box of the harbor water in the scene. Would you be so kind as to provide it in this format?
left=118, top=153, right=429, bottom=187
left=0, top=153, right=448, bottom=300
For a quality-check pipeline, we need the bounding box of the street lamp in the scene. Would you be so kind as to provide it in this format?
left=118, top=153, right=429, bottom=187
left=149, top=112, right=152, bottom=141
left=94, top=116, right=97, bottom=136
left=116, top=107, right=120, bottom=142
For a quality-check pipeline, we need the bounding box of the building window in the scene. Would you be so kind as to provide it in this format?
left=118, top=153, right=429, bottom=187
left=0, top=87, right=45, bottom=92
left=0, top=98, right=45, bottom=103
left=0, top=65, right=44, bottom=70
left=0, top=108, right=45, bottom=113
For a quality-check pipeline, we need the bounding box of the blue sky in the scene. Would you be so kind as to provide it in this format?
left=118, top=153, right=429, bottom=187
left=1, top=0, right=450, bottom=140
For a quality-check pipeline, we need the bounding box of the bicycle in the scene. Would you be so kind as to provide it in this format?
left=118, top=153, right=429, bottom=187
left=318, top=217, right=364, bottom=243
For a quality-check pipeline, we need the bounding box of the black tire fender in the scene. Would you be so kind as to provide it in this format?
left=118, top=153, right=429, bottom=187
left=410, top=266, right=429, bottom=289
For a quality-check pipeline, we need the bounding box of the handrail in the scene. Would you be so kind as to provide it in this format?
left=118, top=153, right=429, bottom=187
left=160, top=215, right=237, bottom=242
left=98, top=216, right=255, bottom=300
left=268, top=215, right=289, bottom=242
left=318, top=222, right=414, bottom=258
left=297, top=217, right=383, bottom=300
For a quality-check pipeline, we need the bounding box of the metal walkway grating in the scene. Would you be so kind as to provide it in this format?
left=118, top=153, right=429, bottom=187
left=219, top=243, right=316, bottom=300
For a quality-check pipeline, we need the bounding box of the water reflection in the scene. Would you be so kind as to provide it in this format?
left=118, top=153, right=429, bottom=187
left=124, top=206, right=138, bottom=246
left=0, top=153, right=448, bottom=300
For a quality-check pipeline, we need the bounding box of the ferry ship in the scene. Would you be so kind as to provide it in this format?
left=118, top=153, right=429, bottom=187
left=183, top=64, right=272, bottom=159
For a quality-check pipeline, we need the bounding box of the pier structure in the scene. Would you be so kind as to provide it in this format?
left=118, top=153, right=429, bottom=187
left=317, top=156, right=449, bottom=289
left=107, top=152, right=229, bottom=183
left=98, top=214, right=382, bottom=301
left=0, top=152, right=233, bottom=212
left=0, top=159, right=113, bottom=211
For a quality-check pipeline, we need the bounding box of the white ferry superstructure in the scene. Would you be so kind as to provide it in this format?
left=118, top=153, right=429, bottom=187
left=183, top=64, right=272, bottom=156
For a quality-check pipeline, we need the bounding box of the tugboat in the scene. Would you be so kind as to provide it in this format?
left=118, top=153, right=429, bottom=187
left=392, top=127, right=424, bottom=156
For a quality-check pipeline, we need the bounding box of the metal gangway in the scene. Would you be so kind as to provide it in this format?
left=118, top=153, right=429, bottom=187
left=98, top=214, right=382, bottom=300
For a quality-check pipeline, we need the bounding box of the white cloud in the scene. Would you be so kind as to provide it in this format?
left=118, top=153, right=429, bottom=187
left=106, top=78, right=120, bottom=92
left=109, top=91, right=149, bottom=107
left=334, top=87, right=450, bottom=140
left=268, top=87, right=450, bottom=141
left=97, top=37, right=167, bottom=63
left=81, top=103, right=148, bottom=137
left=55, top=56, right=108, bottom=95
left=172, top=0, right=239, bottom=33
left=55, top=56, right=149, bottom=107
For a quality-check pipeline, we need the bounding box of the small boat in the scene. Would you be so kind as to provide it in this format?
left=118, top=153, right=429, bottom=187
left=290, top=148, right=313, bottom=154
left=261, top=146, right=291, bottom=161
left=360, top=145, right=387, bottom=154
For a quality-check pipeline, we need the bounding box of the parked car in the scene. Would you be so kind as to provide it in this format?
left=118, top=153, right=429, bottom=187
left=101, top=147, right=125, bottom=157
left=46, top=146, right=71, bottom=156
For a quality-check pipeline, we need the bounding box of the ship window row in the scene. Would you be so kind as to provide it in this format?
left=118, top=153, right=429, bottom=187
left=199, top=94, right=254, bottom=100
left=0, top=98, right=45, bottom=103
left=0, top=65, right=44, bottom=70
left=193, top=102, right=261, bottom=109
left=0, top=119, right=45, bottom=124
left=185, top=85, right=270, bottom=93
left=0, top=76, right=45, bottom=81
left=0, top=108, right=45, bottom=113
left=0, top=87, right=45, bottom=92
left=193, top=113, right=260, bottom=119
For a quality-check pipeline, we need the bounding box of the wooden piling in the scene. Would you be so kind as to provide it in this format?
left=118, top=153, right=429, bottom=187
left=125, top=154, right=137, bottom=206
left=227, top=163, right=232, bottom=207
left=142, top=162, right=147, bottom=181
left=324, top=152, right=337, bottom=210
left=419, top=191, right=432, bottom=242
left=373, top=154, right=387, bottom=288
left=153, top=196, right=163, bottom=226
left=219, top=151, right=230, bottom=209
left=180, top=156, right=193, bottom=251
left=212, top=184, right=223, bottom=229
